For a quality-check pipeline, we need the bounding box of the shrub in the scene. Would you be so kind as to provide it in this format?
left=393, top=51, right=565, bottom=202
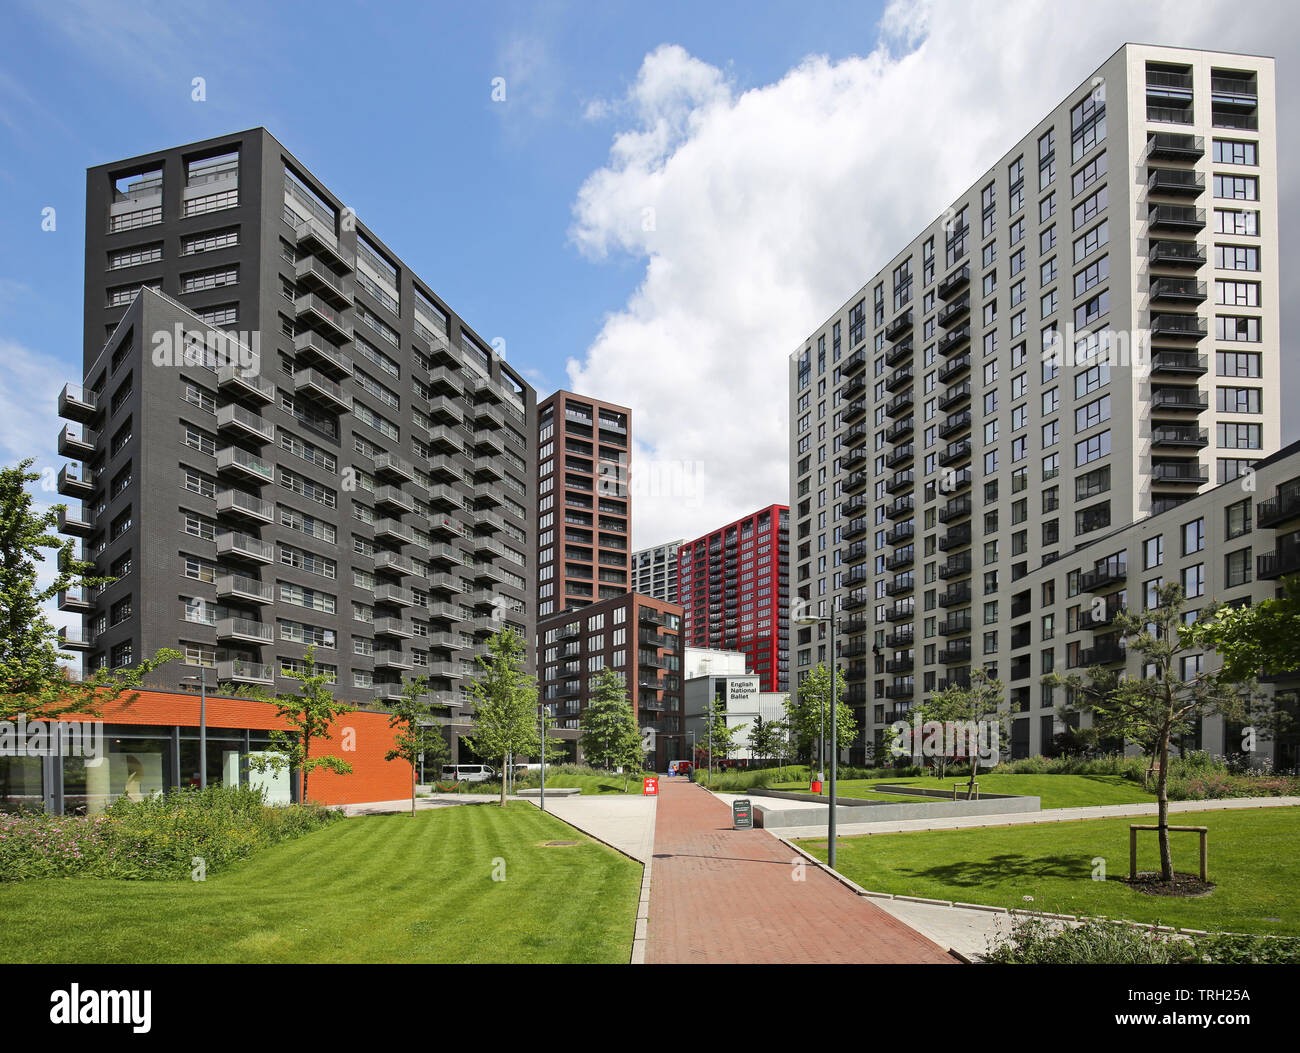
left=985, top=916, right=1300, bottom=964
left=0, top=785, right=342, bottom=882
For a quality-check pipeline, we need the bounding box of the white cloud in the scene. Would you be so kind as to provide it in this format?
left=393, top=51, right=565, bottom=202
left=567, top=0, right=1300, bottom=549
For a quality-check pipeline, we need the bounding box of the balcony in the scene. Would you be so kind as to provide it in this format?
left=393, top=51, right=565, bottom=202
left=293, top=332, right=354, bottom=380
left=937, top=352, right=970, bottom=384
left=58, top=383, right=98, bottom=422
left=58, top=626, right=94, bottom=651
left=1147, top=131, right=1204, bottom=161
left=1147, top=168, right=1205, bottom=198
left=1151, top=425, right=1208, bottom=448
left=883, top=683, right=915, bottom=702
left=937, top=295, right=970, bottom=327
left=937, top=438, right=971, bottom=467
left=374, top=584, right=416, bottom=607
left=938, top=613, right=971, bottom=636
left=375, top=485, right=414, bottom=514
left=942, top=467, right=973, bottom=493
left=216, top=403, right=274, bottom=443
left=216, top=447, right=274, bottom=485
left=1150, top=313, right=1207, bottom=340
left=1258, top=545, right=1300, bottom=581
left=842, top=347, right=867, bottom=375
left=843, top=517, right=869, bottom=541
left=1149, top=278, right=1207, bottom=306
left=884, top=337, right=914, bottom=368
left=1149, top=239, right=1206, bottom=270
left=373, top=452, right=415, bottom=483
left=885, top=575, right=914, bottom=597
left=937, top=381, right=971, bottom=411
left=843, top=470, right=868, bottom=494
left=938, top=582, right=971, bottom=607
left=57, top=587, right=92, bottom=612
left=374, top=551, right=416, bottom=577
left=885, top=655, right=914, bottom=674
left=842, top=398, right=867, bottom=423
left=885, top=523, right=914, bottom=546
left=885, top=364, right=914, bottom=392
left=884, top=390, right=914, bottom=417
left=886, top=495, right=914, bottom=520
left=216, top=531, right=274, bottom=564
left=217, top=365, right=275, bottom=404
left=938, top=553, right=972, bottom=578
left=1148, top=205, right=1205, bottom=232
left=841, top=445, right=867, bottom=470
left=57, top=424, right=97, bottom=459
left=884, top=310, right=913, bottom=341
left=884, top=443, right=914, bottom=469
left=938, top=496, right=972, bottom=524
left=57, top=463, right=95, bottom=498
left=215, top=659, right=274, bottom=685
left=845, top=421, right=869, bottom=446
left=473, top=455, right=503, bottom=481
left=843, top=494, right=869, bottom=517
left=1150, top=350, right=1208, bottom=375
left=57, top=504, right=93, bottom=537
left=939, top=523, right=972, bottom=551
left=886, top=469, right=913, bottom=494
left=1152, top=387, right=1209, bottom=412
left=294, top=293, right=352, bottom=343
left=1257, top=489, right=1300, bottom=529
left=884, top=417, right=914, bottom=443
left=1077, top=641, right=1127, bottom=667
left=374, top=617, right=415, bottom=639
left=937, top=325, right=970, bottom=357
left=293, top=368, right=353, bottom=413
left=937, top=264, right=970, bottom=300
left=374, top=649, right=414, bottom=671
left=841, top=373, right=867, bottom=400
left=294, top=255, right=353, bottom=307
left=938, top=410, right=971, bottom=439
left=215, top=574, right=275, bottom=605
left=373, top=518, right=418, bottom=545
left=938, top=642, right=972, bottom=664
left=1151, top=462, right=1208, bottom=486
left=1079, top=561, right=1127, bottom=593
left=216, top=489, right=274, bottom=523
left=216, top=617, right=273, bottom=644
left=885, top=547, right=914, bottom=571
left=293, top=214, right=351, bottom=270
left=884, top=602, right=914, bottom=623
left=885, top=627, right=913, bottom=648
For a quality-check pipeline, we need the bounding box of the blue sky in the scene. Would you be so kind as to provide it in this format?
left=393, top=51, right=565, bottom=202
left=0, top=0, right=886, bottom=401
left=2, top=0, right=1298, bottom=555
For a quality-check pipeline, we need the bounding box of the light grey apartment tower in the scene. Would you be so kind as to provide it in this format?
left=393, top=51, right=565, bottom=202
left=55, top=129, right=536, bottom=742
left=787, top=45, right=1281, bottom=762
left=631, top=539, right=686, bottom=604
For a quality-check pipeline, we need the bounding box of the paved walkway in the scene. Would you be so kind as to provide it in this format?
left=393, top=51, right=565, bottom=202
left=645, top=780, right=955, bottom=964
left=522, top=793, right=658, bottom=862
left=770, top=794, right=1300, bottom=839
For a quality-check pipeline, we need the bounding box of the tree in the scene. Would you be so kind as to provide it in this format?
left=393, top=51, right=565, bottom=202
left=579, top=667, right=643, bottom=787
left=699, top=697, right=745, bottom=769
left=461, top=627, right=539, bottom=807
left=908, top=668, right=1008, bottom=788
left=746, top=715, right=782, bottom=766
left=385, top=674, right=449, bottom=816
left=0, top=459, right=181, bottom=720
left=783, top=663, right=858, bottom=769
left=1184, top=576, right=1300, bottom=683
left=247, top=645, right=354, bottom=804
left=1044, top=583, right=1267, bottom=884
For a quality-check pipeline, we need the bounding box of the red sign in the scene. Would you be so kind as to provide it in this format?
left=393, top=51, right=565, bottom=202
left=643, top=776, right=659, bottom=796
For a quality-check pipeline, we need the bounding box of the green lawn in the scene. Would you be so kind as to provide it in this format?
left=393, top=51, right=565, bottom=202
left=772, top=774, right=1158, bottom=810
left=465, top=773, right=644, bottom=796
left=798, top=806, right=1300, bottom=937
left=0, top=803, right=640, bottom=963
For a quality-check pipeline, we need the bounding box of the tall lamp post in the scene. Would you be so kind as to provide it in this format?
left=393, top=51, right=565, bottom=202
left=538, top=702, right=547, bottom=813
left=794, top=607, right=839, bottom=869
left=181, top=667, right=209, bottom=790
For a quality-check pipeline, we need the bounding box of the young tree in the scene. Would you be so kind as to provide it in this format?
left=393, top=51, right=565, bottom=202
left=578, top=667, right=643, bottom=784
left=1044, top=583, right=1266, bottom=884
left=699, top=697, right=745, bottom=771
left=746, top=715, right=781, bottom=767
left=783, top=663, right=858, bottom=770
left=0, top=459, right=181, bottom=720
left=462, top=627, right=539, bottom=807
left=1184, top=576, right=1300, bottom=683
left=248, top=645, right=355, bottom=804
left=385, top=674, right=450, bottom=816
left=911, top=668, right=1008, bottom=789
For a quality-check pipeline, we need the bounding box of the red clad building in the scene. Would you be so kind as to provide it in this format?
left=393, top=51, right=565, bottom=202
left=677, top=505, right=790, bottom=692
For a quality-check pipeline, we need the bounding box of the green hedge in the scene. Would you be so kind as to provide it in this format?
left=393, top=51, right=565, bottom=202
left=985, top=916, right=1300, bottom=964
left=0, top=785, right=342, bottom=882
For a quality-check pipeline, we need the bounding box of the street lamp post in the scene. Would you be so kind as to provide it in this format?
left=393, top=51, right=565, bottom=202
left=181, top=668, right=209, bottom=790
left=795, top=607, right=839, bottom=870
left=538, top=703, right=546, bottom=813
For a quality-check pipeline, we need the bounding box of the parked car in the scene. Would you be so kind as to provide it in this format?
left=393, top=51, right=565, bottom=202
left=440, top=764, right=495, bottom=783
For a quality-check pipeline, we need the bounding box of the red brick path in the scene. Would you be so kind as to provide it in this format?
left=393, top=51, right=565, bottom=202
left=646, top=780, right=956, bottom=964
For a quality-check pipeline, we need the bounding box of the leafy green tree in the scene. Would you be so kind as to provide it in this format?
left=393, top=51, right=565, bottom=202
left=699, top=697, right=745, bottom=770
left=1184, top=576, right=1300, bottom=682
left=1044, top=583, right=1267, bottom=883
left=247, top=645, right=354, bottom=804
left=578, top=668, right=642, bottom=785
left=462, top=627, right=539, bottom=807
left=385, top=674, right=450, bottom=816
left=783, top=663, right=858, bottom=769
left=746, top=715, right=782, bottom=766
left=912, top=668, right=1008, bottom=788
left=0, top=459, right=181, bottom=719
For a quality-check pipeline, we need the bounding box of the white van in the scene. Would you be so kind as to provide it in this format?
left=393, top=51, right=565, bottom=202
left=441, top=764, right=495, bottom=783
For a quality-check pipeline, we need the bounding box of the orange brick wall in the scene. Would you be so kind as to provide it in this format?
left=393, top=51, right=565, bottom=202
left=56, top=689, right=411, bottom=806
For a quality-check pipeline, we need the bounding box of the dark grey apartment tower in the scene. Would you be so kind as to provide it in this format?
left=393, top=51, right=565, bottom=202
left=55, top=128, right=536, bottom=747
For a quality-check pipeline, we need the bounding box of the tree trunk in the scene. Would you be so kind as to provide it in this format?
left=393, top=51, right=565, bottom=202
left=499, top=755, right=508, bottom=807
left=967, top=755, right=980, bottom=799
left=1157, top=726, right=1173, bottom=882
left=410, top=762, right=416, bottom=818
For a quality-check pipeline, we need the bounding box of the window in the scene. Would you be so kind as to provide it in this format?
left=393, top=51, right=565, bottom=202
left=1225, top=499, right=1251, bottom=539
left=1182, top=518, right=1205, bottom=555
left=1070, top=93, right=1106, bottom=162
left=1217, top=386, right=1261, bottom=414
left=1217, top=422, right=1261, bottom=450
left=1144, top=536, right=1163, bottom=570
left=1075, top=430, right=1110, bottom=466
left=1181, top=563, right=1205, bottom=599
left=1213, top=139, right=1258, bottom=165
left=1225, top=548, right=1252, bottom=588
left=1075, top=394, right=1111, bottom=431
